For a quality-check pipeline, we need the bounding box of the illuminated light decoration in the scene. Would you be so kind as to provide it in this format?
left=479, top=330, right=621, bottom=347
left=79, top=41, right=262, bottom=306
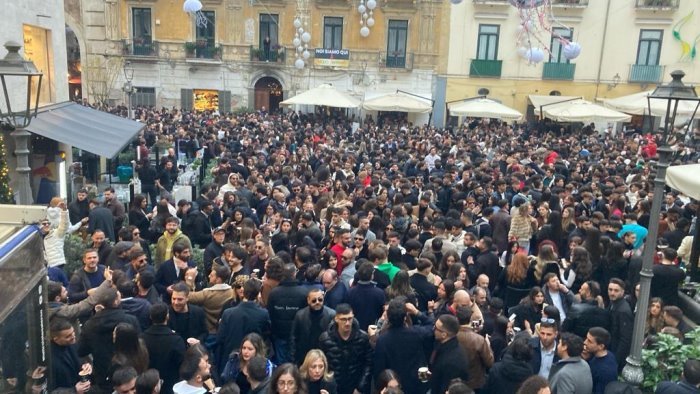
left=367, top=17, right=375, bottom=27
left=367, top=0, right=377, bottom=9
left=301, top=32, right=311, bottom=43
left=302, top=49, right=310, bottom=59
left=360, top=26, right=370, bottom=37
left=295, top=58, right=305, bottom=69
left=294, top=18, right=302, bottom=29
left=525, top=47, right=545, bottom=64
left=183, top=0, right=208, bottom=28
left=293, top=37, right=301, bottom=48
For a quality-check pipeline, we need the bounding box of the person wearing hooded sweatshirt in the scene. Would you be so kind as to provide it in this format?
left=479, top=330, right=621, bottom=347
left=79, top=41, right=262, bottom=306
left=155, top=217, right=192, bottom=267
left=43, top=198, right=86, bottom=269
left=77, top=287, right=140, bottom=392
left=485, top=336, right=534, bottom=393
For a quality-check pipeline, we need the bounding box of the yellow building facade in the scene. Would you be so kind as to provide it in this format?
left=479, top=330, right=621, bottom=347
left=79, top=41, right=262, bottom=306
left=65, top=0, right=449, bottom=117
left=436, top=0, right=700, bottom=126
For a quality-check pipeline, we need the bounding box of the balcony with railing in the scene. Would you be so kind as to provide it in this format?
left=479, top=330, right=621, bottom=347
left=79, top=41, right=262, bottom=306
left=472, top=0, right=509, bottom=5
left=249, top=45, right=286, bottom=63
left=185, top=40, right=221, bottom=60
left=380, top=52, right=414, bottom=70
left=469, top=59, right=502, bottom=78
left=635, top=0, right=679, bottom=9
left=629, top=64, right=664, bottom=83
left=552, top=0, right=588, bottom=7
left=123, top=38, right=159, bottom=57
left=542, top=62, right=576, bottom=80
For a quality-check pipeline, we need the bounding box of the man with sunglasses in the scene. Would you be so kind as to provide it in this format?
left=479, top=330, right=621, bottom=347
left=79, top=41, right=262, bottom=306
left=289, top=288, right=336, bottom=366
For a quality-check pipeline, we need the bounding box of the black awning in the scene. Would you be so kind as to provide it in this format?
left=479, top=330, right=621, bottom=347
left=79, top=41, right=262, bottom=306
left=26, top=102, right=145, bottom=158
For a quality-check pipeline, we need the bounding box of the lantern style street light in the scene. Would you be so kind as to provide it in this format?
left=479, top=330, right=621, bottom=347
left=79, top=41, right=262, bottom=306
left=123, top=60, right=134, bottom=119
left=622, top=70, right=700, bottom=386
left=0, top=41, right=44, bottom=204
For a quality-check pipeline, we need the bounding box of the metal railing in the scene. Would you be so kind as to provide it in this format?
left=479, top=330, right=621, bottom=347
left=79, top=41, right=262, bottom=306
left=542, top=62, right=576, bottom=80
left=629, top=64, right=665, bottom=83
left=249, top=45, right=286, bottom=63
left=469, top=59, right=502, bottom=78
left=380, top=52, right=414, bottom=70
left=185, top=41, right=221, bottom=60
left=123, top=39, right=159, bottom=57
left=635, top=0, right=679, bottom=9
left=552, top=0, right=589, bottom=6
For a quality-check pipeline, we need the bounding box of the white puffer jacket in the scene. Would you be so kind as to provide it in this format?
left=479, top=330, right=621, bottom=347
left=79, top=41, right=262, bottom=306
left=44, top=207, right=69, bottom=267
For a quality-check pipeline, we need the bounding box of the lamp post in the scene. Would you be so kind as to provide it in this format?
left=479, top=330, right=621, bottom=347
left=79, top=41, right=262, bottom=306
left=0, top=41, right=43, bottom=205
left=123, top=60, right=134, bottom=119
left=622, top=70, right=700, bottom=385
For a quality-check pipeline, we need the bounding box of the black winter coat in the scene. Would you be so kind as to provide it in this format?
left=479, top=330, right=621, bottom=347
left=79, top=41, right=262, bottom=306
left=562, top=300, right=611, bottom=338
left=484, top=353, right=533, bottom=394
left=319, top=320, right=373, bottom=394
left=78, top=308, right=140, bottom=389
left=431, top=337, right=470, bottom=394
left=267, top=280, right=308, bottom=340
left=142, top=324, right=186, bottom=394
left=290, top=306, right=336, bottom=365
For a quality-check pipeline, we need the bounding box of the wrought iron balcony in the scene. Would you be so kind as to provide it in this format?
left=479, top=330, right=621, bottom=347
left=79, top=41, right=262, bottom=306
left=629, top=64, right=664, bottom=83
left=185, top=40, right=221, bottom=60
left=249, top=45, right=286, bottom=63
left=380, top=52, right=414, bottom=70
left=469, top=59, right=502, bottom=78
left=542, top=62, right=576, bottom=80
left=635, top=0, right=679, bottom=9
left=123, top=38, right=158, bottom=57
left=552, top=0, right=588, bottom=7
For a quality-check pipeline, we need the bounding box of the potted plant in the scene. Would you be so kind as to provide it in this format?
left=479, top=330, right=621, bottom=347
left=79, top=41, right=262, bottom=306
left=213, top=46, right=222, bottom=60
left=184, top=42, right=197, bottom=56
left=641, top=328, right=700, bottom=391
left=196, top=39, right=208, bottom=48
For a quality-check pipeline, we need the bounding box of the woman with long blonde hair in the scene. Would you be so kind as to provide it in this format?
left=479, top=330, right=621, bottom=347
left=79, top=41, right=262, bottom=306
left=533, top=243, right=560, bottom=285
left=299, top=349, right=336, bottom=394
left=508, top=201, right=537, bottom=254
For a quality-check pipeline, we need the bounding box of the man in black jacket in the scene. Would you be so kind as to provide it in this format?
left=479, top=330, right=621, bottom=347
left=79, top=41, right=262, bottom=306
left=77, top=287, right=140, bottom=391
left=142, top=303, right=186, bottom=394
left=168, top=282, right=208, bottom=344
left=49, top=318, right=91, bottom=393
left=267, top=263, right=308, bottom=364
left=410, top=258, right=437, bottom=312
left=430, top=314, right=470, bottom=394
left=203, top=227, right=226, bottom=276
left=190, top=201, right=214, bottom=248
left=290, top=287, right=336, bottom=365
left=319, top=304, right=373, bottom=394
left=562, top=280, right=611, bottom=337
left=216, top=279, right=270, bottom=369
left=608, top=278, right=634, bottom=372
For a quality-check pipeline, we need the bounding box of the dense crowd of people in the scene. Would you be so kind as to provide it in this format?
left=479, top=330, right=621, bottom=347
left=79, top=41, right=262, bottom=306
left=16, top=104, right=700, bottom=394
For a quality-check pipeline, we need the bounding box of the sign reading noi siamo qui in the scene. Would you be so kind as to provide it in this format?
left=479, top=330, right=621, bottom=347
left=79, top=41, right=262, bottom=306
left=314, top=48, right=350, bottom=67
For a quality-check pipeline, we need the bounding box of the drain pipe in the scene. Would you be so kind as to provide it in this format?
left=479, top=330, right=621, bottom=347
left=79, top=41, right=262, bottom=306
left=594, top=0, right=612, bottom=100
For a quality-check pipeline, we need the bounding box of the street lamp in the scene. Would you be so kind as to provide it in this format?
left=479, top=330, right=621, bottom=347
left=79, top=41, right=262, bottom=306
left=622, top=70, right=700, bottom=386
left=0, top=41, right=43, bottom=205
left=123, top=60, right=134, bottom=119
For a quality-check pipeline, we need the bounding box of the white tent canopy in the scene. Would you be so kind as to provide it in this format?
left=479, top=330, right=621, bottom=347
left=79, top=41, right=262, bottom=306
left=528, top=95, right=581, bottom=110
left=448, top=97, right=523, bottom=121
left=362, top=92, right=433, bottom=113
left=603, top=90, right=700, bottom=116
left=534, top=98, right=632, bottom=123
left=281, top=84, right=361, bottom=108
left=666, top=164, right=700, bottom=200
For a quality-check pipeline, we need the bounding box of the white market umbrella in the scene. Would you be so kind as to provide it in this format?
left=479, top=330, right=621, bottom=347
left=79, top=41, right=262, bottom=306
left=603, top=90, right=700, bottom=116
left=362, top=92, right=433, bottom=113
left=448, top=98, right=523, bottom=121
left=666, top=163, right=700, bottom=200
left=536, top=99, right=632, bottom=123
left=281, top=84, right=360, bottom=108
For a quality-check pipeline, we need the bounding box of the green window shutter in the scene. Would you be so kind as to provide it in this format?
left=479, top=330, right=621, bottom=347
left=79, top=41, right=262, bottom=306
left=181, top=89, right=193, bottom=111
left=219, top=90, right=231, bottom=114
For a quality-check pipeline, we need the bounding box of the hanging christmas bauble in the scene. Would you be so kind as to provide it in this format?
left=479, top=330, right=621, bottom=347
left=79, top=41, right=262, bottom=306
left=366, top=17, right=375, bottom=27
left=360, top=26, right=370, bottom=37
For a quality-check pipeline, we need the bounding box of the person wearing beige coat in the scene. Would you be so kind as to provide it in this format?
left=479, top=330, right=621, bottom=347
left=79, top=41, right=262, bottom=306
left=186, top=264, right=235, bottom=334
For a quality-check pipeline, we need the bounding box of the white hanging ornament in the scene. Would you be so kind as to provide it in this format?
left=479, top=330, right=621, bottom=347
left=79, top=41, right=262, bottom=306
left=293, top=18, right=302, bottom=29
left=563, top=42, right=581, bottom=60
left=366, top=17, right=375, bottom=27
left=183, top=0, right=203, bottom=12
left=293, top=37, right=301, bottom=47
left=297, top=45, right=304, bottom=53
left=302, top=50, right=310, bottom=59
left=526, top=47, right=545, bottom=63
left=367, top=0, right=377, bottom=9
left=298, top=27, right=304, bottom=35
left=360, top=26, right=370, bottom=37
left=358, top=4, right=367, bottom=13
left=295, top=58, right=305, bottom=69
left=301, top=32, right=311, bottom=43
left=517, top=46, right=528, bottom=58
